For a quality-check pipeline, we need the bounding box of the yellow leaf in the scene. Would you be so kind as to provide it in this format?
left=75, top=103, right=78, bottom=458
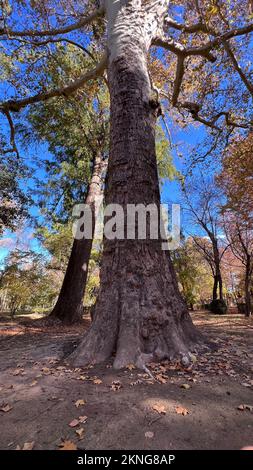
left=30, top=380, right=38, bottom=387
left=93, top=379, right=102, bottom=385
left=181, top=384, right=190, bottom=390
left=23, top=442, right=35, bottom=450
left=75, top=399, right=86, bottom=408
left=75, top=428, right=85, bottom=440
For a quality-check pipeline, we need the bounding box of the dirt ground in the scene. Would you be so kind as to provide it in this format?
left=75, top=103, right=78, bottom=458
left=0, top=312, right=253, bottom=450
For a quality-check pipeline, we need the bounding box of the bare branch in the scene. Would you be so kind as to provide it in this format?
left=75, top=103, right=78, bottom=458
left=1, top=109, right=20, bottom=159
left=153, top=37, right=216, bottom=62
left=8, top=37, right=96, bottom=61
left=0, top=54, right=108, bottom=113
left=165, top=17, right=208, bottom=34
left=179, top=103, right=252, bottom=131
left=222, top=40, right=253, bottom=98
left=0, top=7, right=105, bottom=38
left=186, top=23, right=253, bottom=57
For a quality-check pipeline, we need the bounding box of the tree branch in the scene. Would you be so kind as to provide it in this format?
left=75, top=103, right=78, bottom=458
left=222, top=40, right=253, bottom=98
left=0, top=54, right=108, bottom=113
left=1, top=109, right=20, bottom=159
left=165, top=17, right=209, bottom=34
left=7, top=37, right=96, bottom=61
left=0, top=6, right=105, bottom=38
left=172, top=55, right=185, bottom=106
left=179, top=104, right=251, bottom=131
left=153, top=37, right=216, bottom=62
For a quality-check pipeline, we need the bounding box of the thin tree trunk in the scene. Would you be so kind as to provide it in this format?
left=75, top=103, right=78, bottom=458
left=218, top=273, right=223, bottom=301
left=49, top=153, right=105, bottom=324
left=212, top=239, right=223, bottom=300
left=245, top=257, right=251, bottom=317
left=69, top=2, right=201, bottom=367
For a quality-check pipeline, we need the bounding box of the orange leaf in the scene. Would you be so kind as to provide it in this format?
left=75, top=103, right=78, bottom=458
left=93, top=379, right=102, bottom=385
left=58, top=440, right=77, bottom=450
left=152, top=404, right=166, bottom=414
left=175, top=406, right=189, bottom=416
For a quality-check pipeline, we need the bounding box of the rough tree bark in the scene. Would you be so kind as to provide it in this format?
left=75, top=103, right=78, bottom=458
left=49, top=152, right=106, bottom=324
left=69, top=0, right=201, bottom=368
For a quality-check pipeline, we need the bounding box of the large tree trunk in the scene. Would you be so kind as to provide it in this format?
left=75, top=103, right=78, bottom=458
left=69, top=0, right=200, bottom=368
left=49, top=153, right=105, bottom=324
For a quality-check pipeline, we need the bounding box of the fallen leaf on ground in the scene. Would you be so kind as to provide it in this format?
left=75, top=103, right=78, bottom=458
left=29, top=380, right=38, bottom=387
left=126, top=364, right=136, bottom=370
left=175, top=406, right=189, bottom=416
left=78, top=415, right=88, bottom=424
left=130, top=380, right=142, bottom=386
left=237, top=404, right=253, bottom=412
left=58, top=440, right=77, bottom=450
left=12, top=369, right=22, bottom=376
left=0, top=403, right=12, bottom=413
left=23, top=442, right=35, bottom=450
left=93, top=379, right=102, bottom=385
left=181, top=384, right=190, bottom=390
left=75, top=399, right=86, bottom=408
left=75, top=428, right=85, bottom=440
left=189, top=353, right=197, bottom=363
left=111, top=381, right=122, bottom=391
left=69, top=419, right=80, bottom=428
left=145, top=431, right=154, bottom=439
left=156, top=374, right=167, bottom=384
left=152, top=404, right=166, bottom=414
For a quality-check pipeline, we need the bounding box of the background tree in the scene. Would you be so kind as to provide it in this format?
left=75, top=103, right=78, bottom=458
left=0, top=150, right=29, bottom=236
left=218, top=131, right=253, bottom=316
left=182, top=175, right=228, bottom=304
left=171, top=236, right=213, bottom=309
left=223, top=213, right=253, bottom=316
left=217, top=132, right=253, bottom=223
left=0, top=249, right=59, bottom=316
left=21, top=48, right=110, bottom=324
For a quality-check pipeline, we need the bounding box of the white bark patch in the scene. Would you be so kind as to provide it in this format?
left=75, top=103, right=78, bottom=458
left=105, top=0, right=170, bottom=62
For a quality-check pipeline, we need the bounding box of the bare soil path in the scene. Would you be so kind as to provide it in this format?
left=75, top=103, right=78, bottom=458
left=0, top=312, right=252, bottom=450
